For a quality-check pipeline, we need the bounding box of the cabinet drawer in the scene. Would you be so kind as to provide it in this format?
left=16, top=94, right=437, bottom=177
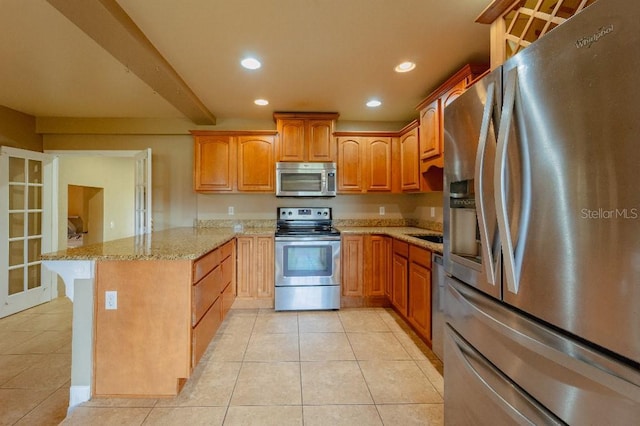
left=221, top=240, right=234, bottom=260
left=193, top=249, right=221, bottom=283
left=221, top=282, right=235, bottom=319
left=393, top=239, right=409, bottom=258
left=410, top=245, right=431, bottom=268
left=192, top=297, right=222, bottom=367
left=221, top=255, right=233, bottom=287
left=192, top=266, right=223, bottom=326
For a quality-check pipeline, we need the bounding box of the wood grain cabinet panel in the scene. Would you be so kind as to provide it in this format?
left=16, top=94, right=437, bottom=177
left=193, top=134, right=235, bottom=191
left=337, top=135, right=394, bottom=193
left=392, top=251, right=409, bottom=316
left=418, top=99, right=440, bottom=161
left=365, top=235, right=391, bottom=302
left=191, top=131, right=277, bottom=193
left=236, top=235, right=274, bottom=308
left=416, top=63, right=488, bottom=191
left=337, top=137, right=365, bottom=192
left=237, top=135, right=275, bottom=192
left=341, top=235, right=364, bottom=298
left=274, top=113, right=338, bottom=162
left=408, top=245, right=432, bottom=344
left=399, top=127, right=420, bottom=191
left=93, top=239, right=237, bottom=398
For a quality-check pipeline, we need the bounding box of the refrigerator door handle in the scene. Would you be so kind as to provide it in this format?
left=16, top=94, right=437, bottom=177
left=474, top=81, right=498, bottom=286
left=495, top=68, right=520, bottom=294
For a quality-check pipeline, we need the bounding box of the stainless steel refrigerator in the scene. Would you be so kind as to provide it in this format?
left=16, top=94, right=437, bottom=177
left=443, top=0, right=640, bottom=423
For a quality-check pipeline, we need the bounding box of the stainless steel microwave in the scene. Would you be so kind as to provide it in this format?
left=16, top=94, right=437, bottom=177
left=275, top=162, right=337, bottom=197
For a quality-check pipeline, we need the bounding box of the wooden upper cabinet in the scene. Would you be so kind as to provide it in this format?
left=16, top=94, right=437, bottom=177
left=277, top=119, right=305, bottom=161
left=366, top=137, right=393, bottom=192
left=274, top=112, right=339, bottom=162
left=237, top=135, right=275, bottom=192
left=336, top=133, right=395, bottom=193
left=193, top=133, right=235, bottom=192
left=337, top=136, right=365, bottom=192
left=399, top=124, right=420, bottom=192
left=418, top=98, right=440, bottom=161
left=415, top=63, right=489, bottom=189
left=191, top=130, right=276, bottom=193
left=307, top=120, right=335, bottom=162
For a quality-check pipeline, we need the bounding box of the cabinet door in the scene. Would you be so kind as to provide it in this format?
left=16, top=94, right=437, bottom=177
left=366, top=137, right=393, bottom=192
left=399, top=128, right=420, bottom=191
left=418, top=99, right=441, bottom=161
left=337, top=137, right=364, bottom=192
left=408, top=261, right=431, bottom=341
left=236, top=236, right=274, bottom=299
left=365, top=235, right=390, bottom=297
left=236, top=237, right=254, bottom=298
left=392, top=252, right=408, bottom=316
left=341, top=235, right=364, bottom=297
left=194, top=135, right=235, bottom=191
left=237, top=135, right=275, bottom=192
left=277, top=119, right=306, bottom=162
left=307, top=120, right=335, bottom=162
left=255, top=236, right=274, bottom=299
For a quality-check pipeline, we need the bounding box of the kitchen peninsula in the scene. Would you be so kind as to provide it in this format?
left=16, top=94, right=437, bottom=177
left=41, top=227, right=246, bottom=410
left=41, top=225, right=442, bottom=412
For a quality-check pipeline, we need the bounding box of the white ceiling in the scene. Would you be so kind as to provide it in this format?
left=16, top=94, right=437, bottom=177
left=0, top=0, right=491, bottom=124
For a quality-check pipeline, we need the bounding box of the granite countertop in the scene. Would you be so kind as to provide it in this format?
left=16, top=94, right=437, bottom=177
left=41, top=224, right=442, bottom=262
left=337, top=226, right=443, bottom=254
left=40, top=227, right=275, bottom=261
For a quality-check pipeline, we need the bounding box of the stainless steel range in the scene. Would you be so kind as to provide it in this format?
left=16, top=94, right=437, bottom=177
left=274, top=207, right=341, bottom=311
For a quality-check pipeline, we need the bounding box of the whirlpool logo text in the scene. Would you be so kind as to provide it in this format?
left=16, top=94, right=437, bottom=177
left=576, top=24, right=614, bottom=49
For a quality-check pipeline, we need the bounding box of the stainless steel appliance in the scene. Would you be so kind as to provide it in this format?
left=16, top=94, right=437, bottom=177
left=430, top=253, right=444, bottom=361
left=443, top=0, right=640, bottom=423
left=274, top=207, right=341, bottom=310
left=275, top=162, right=337, bottom=197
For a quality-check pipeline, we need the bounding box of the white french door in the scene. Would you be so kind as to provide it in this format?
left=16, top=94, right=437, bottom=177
left=134, top=148, right=152, bottom=235
left=0, top=146, right=56, bottom=318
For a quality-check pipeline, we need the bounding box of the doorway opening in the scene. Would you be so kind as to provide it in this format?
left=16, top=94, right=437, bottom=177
left=67, top=185, right=104, bottom=247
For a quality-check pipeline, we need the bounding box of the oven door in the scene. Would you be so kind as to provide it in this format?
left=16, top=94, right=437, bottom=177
left=275, top=237, right=341, bottom=286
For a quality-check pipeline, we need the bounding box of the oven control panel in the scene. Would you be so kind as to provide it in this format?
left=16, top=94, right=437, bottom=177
left=278, top=207, right=331, bottom=220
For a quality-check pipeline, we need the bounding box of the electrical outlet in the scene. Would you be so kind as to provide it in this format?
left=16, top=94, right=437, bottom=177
left=105, top=291, right=117, bottom=310
left=228, top=206, right=235, bottom=215
left=430, top=207, right=436, bottom=218
left=379, top=206, right=385, bottom=216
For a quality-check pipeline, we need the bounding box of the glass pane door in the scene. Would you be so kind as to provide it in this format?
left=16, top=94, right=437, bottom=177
left=1, top=147, right=54, bottom=318
left=134, top=148, right=152, bottom=235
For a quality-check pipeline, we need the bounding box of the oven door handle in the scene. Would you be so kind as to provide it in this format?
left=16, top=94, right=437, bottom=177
left=275, top=236, right=341, bottom=242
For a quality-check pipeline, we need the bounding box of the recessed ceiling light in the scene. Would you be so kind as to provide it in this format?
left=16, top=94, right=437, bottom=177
left=394, top=61, right=416, bottom=73
left=254, top=99, right=269, bottom=106
left=241, top=57, right=261, bottom=70
left=366, top=99, right=382, bottom=108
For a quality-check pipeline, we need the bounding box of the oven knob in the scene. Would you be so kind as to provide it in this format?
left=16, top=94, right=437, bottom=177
left=288, top=211, right=292, bottom=215
left=323, top=212, right=328, bottom=216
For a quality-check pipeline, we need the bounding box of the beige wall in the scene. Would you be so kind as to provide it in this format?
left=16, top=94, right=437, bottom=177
left=0, top=106, right=42, bottom=152
left=41, top=119, right=444, bottom=231
left=196, top=192, right=443, bottom=222
left=58, top=156, right=134, bottom=248
left=44, top=133, right=197, bottom=231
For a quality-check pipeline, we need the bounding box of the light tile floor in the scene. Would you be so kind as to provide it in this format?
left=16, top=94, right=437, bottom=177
left=0, top=297, right=72, bottom=426
left=0, top=298, right=445, bottom=425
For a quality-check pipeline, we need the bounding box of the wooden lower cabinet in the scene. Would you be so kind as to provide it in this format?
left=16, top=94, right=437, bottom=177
left=341, top=234, right=391, bottom=307
left=235, top=235, right=274, bottom=308
left=365, top=235, right=391, bottom=305
left=93, top=239, right=236, bottom=397
left=391, top=240, right=409, bottom=316
left=408, top=245, right=432, bottom=344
